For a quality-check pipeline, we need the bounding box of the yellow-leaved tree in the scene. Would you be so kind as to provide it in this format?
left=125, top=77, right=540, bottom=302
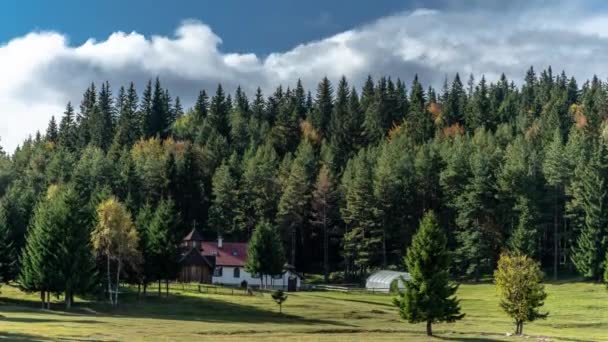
left=91, top=197, right=141, bottom=306
left=494, top=253, right=548, bottom=335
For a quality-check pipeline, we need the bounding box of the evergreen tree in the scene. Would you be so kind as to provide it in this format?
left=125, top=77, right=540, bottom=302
left=393, top=211, right=464, bottom=336
left=571, top=143, right=608, bottom=280
left=146, top=198, right=180, bottom=296
left=58, top=102, right=77, bottom=151
left=311, top=165, right=339, bottom=282
left=208, top=84, right=230, bottom=138
left=277, top=140, right=316, bottom=267
left=194, top=90, right=209, bottom=123
left=245, top=221, right=285, bottom=288
left=310, top=77, right=333, bottom=136
left=113, top=82, right=140, bottom=149
left=46, top=116, right=59, bottom=143
left=208, top=161, right=239, bottom=238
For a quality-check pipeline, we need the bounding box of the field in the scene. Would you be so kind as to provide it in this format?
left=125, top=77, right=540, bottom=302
left=0, top=282, right=607, bottom=341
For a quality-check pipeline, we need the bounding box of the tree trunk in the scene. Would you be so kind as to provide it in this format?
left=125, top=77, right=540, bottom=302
left=65, top=289, right=72, bottom=310
left=143, top=282, right=147, bottom=295
left=158, top=279, right=161, bottom=297
left=165, top=279, right=169, bottom=297
left=291, top=224, right=296, bottom=266
left=115, top=259, right=121, bottom=307
left=426, top=320, right=432, bottom=336
left=41, top=290, right=46, bottom=309
left=382, top=227, right=387, bottom=268
left=107, top=255, right=113, bottom=305
left=323, top=216, right=329, bottom=283
left=553, top=189, right=558, bottom=281
left=46, top=291, right=51, bottom=310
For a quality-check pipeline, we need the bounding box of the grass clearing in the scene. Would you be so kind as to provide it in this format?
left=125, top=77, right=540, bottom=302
left=0, top=282, right=606, bottom=341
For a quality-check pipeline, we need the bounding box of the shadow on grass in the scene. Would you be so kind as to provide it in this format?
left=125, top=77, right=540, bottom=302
left=434, top=334, right=503, bottom=342
left=0, top=290, right=352, bottom=327
left=0, top=316, right=102, bottom=324
left=0, top=332, right=55, bottom=341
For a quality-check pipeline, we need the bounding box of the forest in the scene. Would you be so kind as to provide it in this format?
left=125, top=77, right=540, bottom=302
left=0, top=66, right=607, bottom=294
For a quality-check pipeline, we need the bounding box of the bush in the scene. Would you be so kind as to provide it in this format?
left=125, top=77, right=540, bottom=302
left=329, top=271, right=345, bottom=283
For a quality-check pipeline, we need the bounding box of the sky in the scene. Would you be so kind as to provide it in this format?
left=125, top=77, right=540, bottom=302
left=2, top=0, right=608, bottom=152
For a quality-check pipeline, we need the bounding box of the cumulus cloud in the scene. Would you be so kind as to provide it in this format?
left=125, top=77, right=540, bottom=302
left=2, top=2, right=608, bottom=152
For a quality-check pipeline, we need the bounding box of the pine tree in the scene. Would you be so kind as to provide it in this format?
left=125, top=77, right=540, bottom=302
left=208, top=161, right=238, bottom=238
left=0, top=208, right=15, bottom=283
left=543, top=128, right=569, bottom=280
left=149, top=78, right=169, bottom=138
left=277, top=140, right=316, bottom=266
left=113, top=82, right=140, bottom=149
left=393, top=211, right=464, bottom=336
left=194, top=90, right=209, bottom=123
left=146, top=198, right=180, bottom=296
left=208, top=84, right=230, bottom=137
left=58, top=102, right=77, bottom=150
left=571, top=143, right=608, bottom=280
left=310, top=77, right=333, bottom=136
left=46, top=116, right=59, bottom=143
left=245, top=221, right=285, bottom=288
left=311, top=165, right=338, bottom=282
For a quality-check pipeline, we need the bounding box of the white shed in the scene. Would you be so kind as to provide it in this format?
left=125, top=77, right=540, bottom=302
left=365, top=270, right=411, bottom=293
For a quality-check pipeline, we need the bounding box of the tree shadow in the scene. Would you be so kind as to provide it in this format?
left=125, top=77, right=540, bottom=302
left=0, top=291, right=352, bottom=327
left=0, top=316, right=102, bottom=324
left=0, top=332, right=56, bottom=341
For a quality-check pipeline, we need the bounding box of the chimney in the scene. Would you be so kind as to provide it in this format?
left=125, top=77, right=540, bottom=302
left=218, top=236, right=223, bottom=249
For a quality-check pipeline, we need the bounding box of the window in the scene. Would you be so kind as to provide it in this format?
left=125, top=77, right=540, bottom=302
left=233, top=267, right=240, bottom=278
left=214, top=266, right=223, bottom=277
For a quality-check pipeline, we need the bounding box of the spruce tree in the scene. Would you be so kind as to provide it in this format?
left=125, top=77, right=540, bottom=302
left=208, top=161, right=239, bottom=238
left=147, top=197, right=180, bottom=296
left=393, top=211, right=464, bottom=336
left=46, top=116, right=59, bottom=143
left=310, top=77, right=333, bottom=136
left=245, top=221, right=285, bottom=288
left=571, top=143, right=608, bottom=280
left=208, top=84, right=230, bottom=138
left=58, top=102, right=77, bottom=151
left=311, top=165, right=338, bottom=282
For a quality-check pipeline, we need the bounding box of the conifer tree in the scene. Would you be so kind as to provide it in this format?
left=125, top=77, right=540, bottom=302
left=194, top=90, right=209, bottom=123
left=277, top=140, right=316, bottom=266
left=46, top=116, right=59, bottom=143
left=208, top=161, right=238, bottom=238
left=311, top=165, right=338, bottom=282
left=146, top=198, right=180, bottom=296
left=310, top=77, right=333, bottom=136
left=58, top=102, right=77, bottom=150
left=245, top=221, right=285, bottom=288
left=208, top=84, right=230, bottom=138
left=571, top=143, right=608, bottom=280
left=393, top=211, right=464, bottom=336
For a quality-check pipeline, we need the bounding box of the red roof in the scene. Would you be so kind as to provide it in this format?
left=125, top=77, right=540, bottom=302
left=201, top=241, right=248, bottom=267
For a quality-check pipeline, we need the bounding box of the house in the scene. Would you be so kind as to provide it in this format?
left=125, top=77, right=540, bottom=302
left=178, top=228, right=302, bottom=290
left=178, top=229, right=215, bottom=283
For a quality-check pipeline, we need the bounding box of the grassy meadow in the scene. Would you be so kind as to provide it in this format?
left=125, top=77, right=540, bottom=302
left=0, top=282, right=606, bottom=341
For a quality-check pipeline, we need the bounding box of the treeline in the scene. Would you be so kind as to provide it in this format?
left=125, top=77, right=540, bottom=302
left=1, top=67, right=608, bottom=288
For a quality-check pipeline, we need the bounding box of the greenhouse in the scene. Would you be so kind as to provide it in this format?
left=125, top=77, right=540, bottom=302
left=365, top=270, right=411, bottom=293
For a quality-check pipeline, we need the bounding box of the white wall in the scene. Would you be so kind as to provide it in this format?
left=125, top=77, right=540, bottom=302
left=212, top=266, right=301, bottom=289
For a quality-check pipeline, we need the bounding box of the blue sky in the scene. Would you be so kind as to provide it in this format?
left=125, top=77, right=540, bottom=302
left=2, top=1, right=608, bottom=152
left=1, top=0, right=413, bottom=55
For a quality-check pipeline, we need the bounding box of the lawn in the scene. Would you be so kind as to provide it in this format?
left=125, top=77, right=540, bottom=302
left=0, top=282, right=607, bottom=341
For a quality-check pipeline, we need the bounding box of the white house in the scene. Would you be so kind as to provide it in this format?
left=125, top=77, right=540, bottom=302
left=179, top=229, right=302, bottom=290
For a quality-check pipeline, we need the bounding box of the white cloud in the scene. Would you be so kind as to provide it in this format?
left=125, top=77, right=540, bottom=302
left=2, top=2, right=608, bottom=152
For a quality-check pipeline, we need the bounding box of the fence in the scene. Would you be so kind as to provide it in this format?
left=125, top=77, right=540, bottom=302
left=125, top=282, right=262, bottom=297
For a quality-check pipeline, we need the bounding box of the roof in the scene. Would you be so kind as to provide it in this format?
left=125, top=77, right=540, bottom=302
left=365, top=270, right=411, bottom=292
left=201, top=241, right=248, bottom=267
left=179, top=247, right=215, bottom=268
left=183, top=228, right=204, bottom=242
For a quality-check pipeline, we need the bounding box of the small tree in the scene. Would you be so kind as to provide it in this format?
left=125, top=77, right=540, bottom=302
left=245, top=221, right=285, bottom=289
left=393, top=211, right=464, bottom=336
left=91, top=197, right=141, bottom=306
left=271, top=289, right=288, bottom=313
left=494, top=253, right=548, bottom=335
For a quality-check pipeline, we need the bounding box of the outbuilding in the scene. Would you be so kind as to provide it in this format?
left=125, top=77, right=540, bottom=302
left=365, top=270, right=411, bottom=293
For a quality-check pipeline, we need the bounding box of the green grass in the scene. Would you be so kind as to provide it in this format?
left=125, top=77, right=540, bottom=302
left=0, top=282, right=607, bottom=341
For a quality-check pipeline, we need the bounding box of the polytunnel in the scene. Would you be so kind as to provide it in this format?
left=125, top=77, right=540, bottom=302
left=365, top=270, right=411, bottom=293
